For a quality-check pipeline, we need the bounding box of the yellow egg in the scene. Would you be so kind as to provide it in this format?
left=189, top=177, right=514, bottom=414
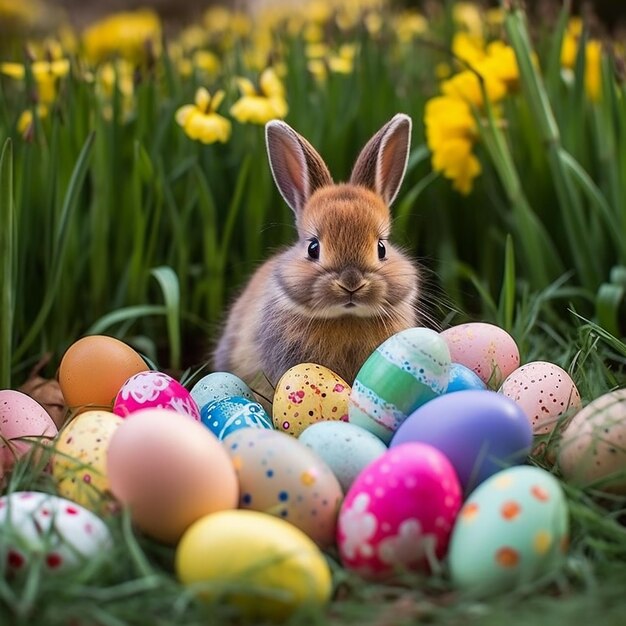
left=58, top=335, right=148, bottom=413
left=52, top=410, right=123, bottom=513
left=176, top=510, right=332, bottom=619
left=272, top=363, right=351, bottom=436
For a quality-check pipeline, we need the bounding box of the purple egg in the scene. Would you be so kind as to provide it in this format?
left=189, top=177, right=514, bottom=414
left=390, top=390, right=532, bottom=495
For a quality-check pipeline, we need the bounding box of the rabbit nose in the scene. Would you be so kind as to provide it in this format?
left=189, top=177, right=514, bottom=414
left=338, top=268, right=366, bottom=293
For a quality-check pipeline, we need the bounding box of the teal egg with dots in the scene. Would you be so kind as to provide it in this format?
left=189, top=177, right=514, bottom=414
left=200, top=396, right=273, bottom=440
left=348, top=328, right=451, bottom=444
left=190, top=372, right=254, bottom=409
left=224, top=428, right=343, bottom=547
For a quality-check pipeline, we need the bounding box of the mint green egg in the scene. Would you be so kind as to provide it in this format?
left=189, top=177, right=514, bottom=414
left=348, top=328, right=450, bottom=443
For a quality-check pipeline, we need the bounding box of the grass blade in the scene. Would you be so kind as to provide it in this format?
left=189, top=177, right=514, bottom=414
left=0, top=139, right=14, bottom=388
left=150, top=266, right=181, bottom=372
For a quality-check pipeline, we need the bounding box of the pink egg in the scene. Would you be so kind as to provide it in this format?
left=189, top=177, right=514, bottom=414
left=0, top=390, right=58, bottom=469
left=499, top=361, right=581, bottom=435
left=113, top=372, right=200, bottom=420
left=440, top=323, right=520, bottom=388
left=337, top=442, right=462, bottom=580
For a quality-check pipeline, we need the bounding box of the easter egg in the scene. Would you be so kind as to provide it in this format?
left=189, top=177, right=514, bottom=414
left=176, top=510, right=332, bottom=619
left=440, top=323, right=519, bottom=388
left=559, top=389, right=626, bottom=493
left=447, top=363, right=487, bottom=393
left=0, top=491, right=112, bottom=575
left=200, top=396, right=273, bottom=440
left=337, top=442, right=462, bottom=580
left=499, top=362, right=581, bottom=435
left=107, top=409, right=238, bottom=543
left=190, top=372, right=254, bottom=408
left=52, top=410, right=123, bottom=513
left=390, top=390, right=532, bottom=494
left=272, top=363, right=350, bottom=437
left=58, top=335, right=148, bottom=412
left=298, top=421, right=387, bottom=492
left=448, top=466, right=569, bottom=595
left=224, top=428, right=342, bottom=547
left=113, top=371, right=200, bottom=420
left=348, top=328, right=450, bottom=444
left=0, top=390, right=58, bottom=470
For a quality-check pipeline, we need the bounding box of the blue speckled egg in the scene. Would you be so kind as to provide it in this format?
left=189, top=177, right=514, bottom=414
left=298, top=421, right=387, bottom=492
left=447, top=363, right=487, bottom=393
left=224, top=429, right=343, bottom=547
left=348, top=328, right=450, bottom=444
left=200, top=396, right=273, bottom=440
left=190, top=372, right=254, bottom=409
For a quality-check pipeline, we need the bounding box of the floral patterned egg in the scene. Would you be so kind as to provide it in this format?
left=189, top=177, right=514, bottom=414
left=348, top=328, right=451, bottom=444
left=201, top=396, right=273, bottom=440
left=113, top=371, right=200, bottom=420
left=224, top=428, right=343, bottom=547
left=448, top=466, right=569, bottom=595
left=0, top=491, right=112, bottom=574
left=272, top=363, right=351, bottom=437
left=337, top=442, right=462, bottom=580
left=440, top=323, right=520, bottom=388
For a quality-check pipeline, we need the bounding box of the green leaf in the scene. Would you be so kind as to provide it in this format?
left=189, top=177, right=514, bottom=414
left=0, top=139, right=14, bottom=388
left=596, top=283, right=624, bottom=337
left=151, top=266, right=181, bottom=371
left=86, top=305, right=169, bottom=335
left=498, top=234, right=516, bottom=332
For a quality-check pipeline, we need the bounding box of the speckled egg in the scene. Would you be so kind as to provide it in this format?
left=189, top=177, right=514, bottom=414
left=52, top=410, right=123, bottom=513
left=447, top=363, right=488, bottom=393
left=0, top=390, right=58, bottom=470
left=337, top=442, right=462, bottom=580
left=190, top=372, right=254, bottom=409
left=499, top=361, right=581, bottom=436
left=200, top=396, right=273, bottom=440
left=272, top=363, right=351, bottom=437
left=348, top=328, right=450, bottom=444
left=440, top=323, right=520, bottom=388
left=176, top=510, right=332, bottom=620
left=0, top=491, right=112, bottom=575
left=113, top=371, right=200, bottom=420
left=224, top=428, right=343, bottom=547
left=298, top=421, right=388, bottom=492
left=391, top=390, right=532, bottom=495
left=448, top=466, right=569, bottom=595
left=559, top=389, right=626, bottom=493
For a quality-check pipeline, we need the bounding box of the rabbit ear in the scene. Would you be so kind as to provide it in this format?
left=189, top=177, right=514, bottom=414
left=265, top=120, right=333, bottom=215
left=349, top=113, right=412, bottom=206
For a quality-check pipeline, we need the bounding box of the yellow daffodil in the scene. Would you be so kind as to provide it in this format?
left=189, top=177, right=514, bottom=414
left=441, top=69, right=506, bottom=108
left=176, top=88, right=231, bottom=144
left=364, top=11, right=383, bottom=37
left=230, top=68, right=288, bottom=125
left=452, top=32, right=485, bottom=68
left=425, top=96, right=481, bottom=195
left=193, top=50, right=221, bottom=76
left=395, top=11, right=428, bottom=44
left=16, top=104, right=48, bottom=140
left=0, top=58, right=69, bottom=105
left=478, top=42, right=520, bottom=92
left=82, top=10, right=162, bottom=65
left=453, top=2, right=483, bottom=38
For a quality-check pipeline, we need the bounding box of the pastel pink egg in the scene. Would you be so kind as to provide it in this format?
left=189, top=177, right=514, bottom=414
left=0, top=390, right=58, bottom=470
left=337, top=442, right=462, bottom=580
left=113, top=372, right=200, bottom=420
left=440, top=323, right=520, bottom=388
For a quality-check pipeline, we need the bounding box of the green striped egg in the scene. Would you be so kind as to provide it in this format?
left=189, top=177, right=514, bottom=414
left=348, top=328, right=451, bottom=443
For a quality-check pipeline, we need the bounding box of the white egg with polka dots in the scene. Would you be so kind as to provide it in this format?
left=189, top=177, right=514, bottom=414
left=0, top=491, right=112, bottom=574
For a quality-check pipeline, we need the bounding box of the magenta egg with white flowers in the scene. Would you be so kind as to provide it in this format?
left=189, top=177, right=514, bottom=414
left=113, top=371, right=200, bottom=420
left=336, top=442, right=462, bottom=580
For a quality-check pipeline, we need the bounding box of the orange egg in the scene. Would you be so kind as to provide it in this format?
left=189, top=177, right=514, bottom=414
left=107, top=409, right=239, bottom=544
left=58, top=335, right=148, bottom=412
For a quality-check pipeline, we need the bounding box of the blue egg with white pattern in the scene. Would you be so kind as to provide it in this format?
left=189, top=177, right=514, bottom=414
left=200, top=396, right=273, bottom=440
left=446, top=363, right=487, bottom=393
left=191, top=372, right=255, bottom=409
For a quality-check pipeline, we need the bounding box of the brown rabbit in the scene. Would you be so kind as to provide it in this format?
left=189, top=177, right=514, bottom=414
left=213, top=113, right=421, bottom=392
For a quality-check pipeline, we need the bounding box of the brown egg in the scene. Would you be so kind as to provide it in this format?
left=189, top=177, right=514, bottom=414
left=107, top=409, right=239, bottom=544
left=58, top=335, right=148, bottom=412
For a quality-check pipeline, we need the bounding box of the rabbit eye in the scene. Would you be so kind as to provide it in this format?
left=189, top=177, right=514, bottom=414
left=378, top=240, right=386, bottom=260
left=307, top=238, right=320, bottom=260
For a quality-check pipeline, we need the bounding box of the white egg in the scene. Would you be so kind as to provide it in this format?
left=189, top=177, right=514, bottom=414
left=0, top=491, right=112, bottom=574
left=190, top=372, right=254, bottom=409
left=298, top=421, right=388, bottom=491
